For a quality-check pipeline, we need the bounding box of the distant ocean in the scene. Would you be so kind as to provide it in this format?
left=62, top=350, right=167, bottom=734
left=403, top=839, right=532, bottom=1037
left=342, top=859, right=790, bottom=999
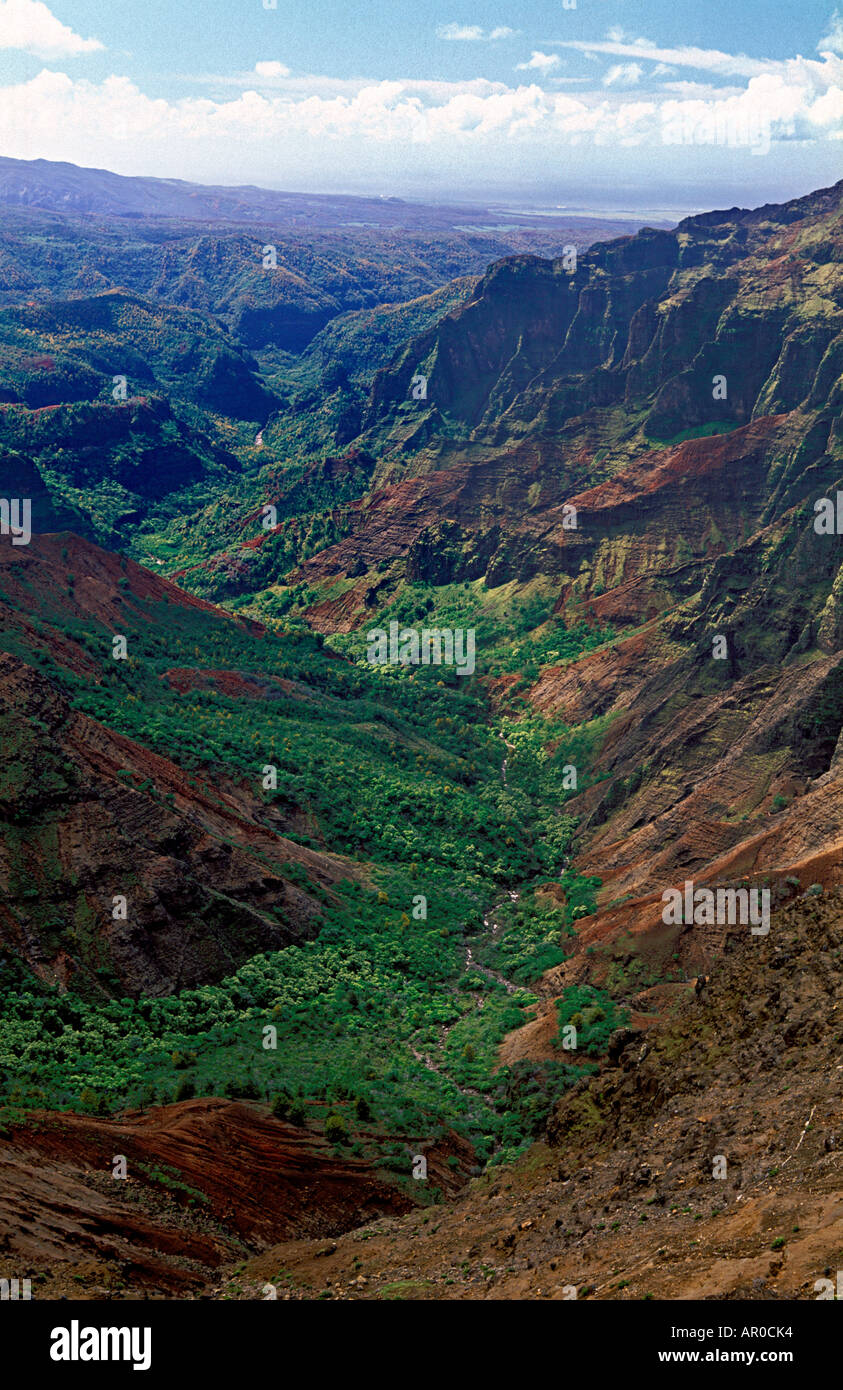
left=485, top=203, right=701, bottom=224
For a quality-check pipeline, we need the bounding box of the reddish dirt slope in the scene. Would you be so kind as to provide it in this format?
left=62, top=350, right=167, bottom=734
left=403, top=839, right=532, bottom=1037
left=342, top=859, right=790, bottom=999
left=0, top=1099, right=414, bottom=1296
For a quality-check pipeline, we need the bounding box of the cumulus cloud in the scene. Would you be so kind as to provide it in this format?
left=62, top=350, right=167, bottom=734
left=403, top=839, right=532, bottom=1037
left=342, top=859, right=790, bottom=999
left=437, top=22, right=515, bottom=41
left=604, top=62, right=644, bottom=88
left=0, top=50, right=840, bottom=184
left=516, top=51, right=560, bottom=72
left=0, top=0, right=102, bottom=57
left=183, top=70, right=508, bottom=100
left=254, top=61, right=290, bottom=79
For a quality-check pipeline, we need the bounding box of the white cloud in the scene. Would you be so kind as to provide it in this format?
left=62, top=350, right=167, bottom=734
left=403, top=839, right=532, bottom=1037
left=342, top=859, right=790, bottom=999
left=554, top=34, right=777, bottom=79
left=437, top=23, right=483, bottom=41
left=516, top=51, right=560, bottom=72
left=818, top=9, right=843, bottom=54
left=183, top=71, right=508, bottom=100
left=437, top=22, right=515, bottom=41
left=604, top=63, right=643, bottom=88
left=0, top=0, right=102, bottom=57
left=254, top=61, right=290, bottom=79
left=0, top=51, right=840, bottom=186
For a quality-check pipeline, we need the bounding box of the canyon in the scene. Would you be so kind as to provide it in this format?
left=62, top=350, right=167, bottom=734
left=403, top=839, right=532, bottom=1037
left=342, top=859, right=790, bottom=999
left=0, top=166, right=841, bottom=1300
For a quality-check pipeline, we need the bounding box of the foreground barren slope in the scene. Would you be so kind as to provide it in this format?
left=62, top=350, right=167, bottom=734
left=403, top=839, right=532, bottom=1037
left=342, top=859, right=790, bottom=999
left=3, top=894, right=841, bottom=1301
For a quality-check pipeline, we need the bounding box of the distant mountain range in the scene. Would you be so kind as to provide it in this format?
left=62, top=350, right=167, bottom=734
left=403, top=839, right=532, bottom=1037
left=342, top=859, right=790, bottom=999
left=0, top=155, right=664, bottom=233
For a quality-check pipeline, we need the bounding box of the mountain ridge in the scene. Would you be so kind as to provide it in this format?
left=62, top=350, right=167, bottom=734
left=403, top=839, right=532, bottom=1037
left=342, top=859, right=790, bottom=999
left=0, top=155, right=670, bottom=231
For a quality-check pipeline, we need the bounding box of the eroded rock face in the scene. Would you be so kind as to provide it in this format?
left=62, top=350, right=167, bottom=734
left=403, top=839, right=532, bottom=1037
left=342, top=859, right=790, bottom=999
left=0, top=649, right=346, bottom=996
left=356, top=184, right=840, bottom=453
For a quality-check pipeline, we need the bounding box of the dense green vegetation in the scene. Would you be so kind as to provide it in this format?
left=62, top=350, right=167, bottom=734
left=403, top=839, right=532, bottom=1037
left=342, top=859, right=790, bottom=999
left=0, top=291, right=274, bottom=417
left=0, top=566, right=620, bottom=1171
left=0, top=871, right=604, bottom=1170
left=554, top=985, right=629, bottom=1058
left=40, top=593, right=579, bottom=879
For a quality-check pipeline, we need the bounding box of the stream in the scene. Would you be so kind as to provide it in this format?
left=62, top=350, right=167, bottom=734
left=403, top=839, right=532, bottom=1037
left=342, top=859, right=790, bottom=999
left=408, top=733, right=523, bottom=1081
left=499, top=731, right=516, bottom=785
left=407, top=889, right=522, bottom=1097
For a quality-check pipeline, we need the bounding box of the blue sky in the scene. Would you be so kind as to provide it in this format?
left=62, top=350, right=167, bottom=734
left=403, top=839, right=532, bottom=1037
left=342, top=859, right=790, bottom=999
left=0, top=0, right=840, bottom=211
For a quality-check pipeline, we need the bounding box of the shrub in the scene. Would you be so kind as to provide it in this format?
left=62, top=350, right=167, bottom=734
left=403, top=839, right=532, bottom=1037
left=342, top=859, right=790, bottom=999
left=354, top=1095, right=372, bottom=1122
left=225, top=1078, right=260, bottom=1100
left=325, top=1113, right=349, bottom=1144
left=555, top=986, right=627, bottom=1057
left=78, top=1086, right=98, bottom=1112
left=271, top=1093, right=290, bottom=1120
left=175, top=1077, right=196, bottom=1102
